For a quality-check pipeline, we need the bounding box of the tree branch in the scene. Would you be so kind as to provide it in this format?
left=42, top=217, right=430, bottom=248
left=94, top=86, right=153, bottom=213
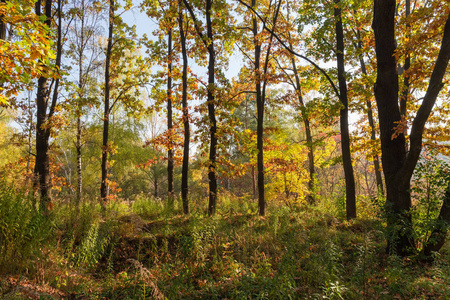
left=400, top=13, right=450, bottom=184
left=236, top=0, right=340, bottom=99
left=182, top=0, right=208, bottom=49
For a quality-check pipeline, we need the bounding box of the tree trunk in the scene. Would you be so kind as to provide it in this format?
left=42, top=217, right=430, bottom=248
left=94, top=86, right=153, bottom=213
left=35, top=74, right=51, bottom=209
left=25, top=93, right=33, bottom=187
left=400, top=0, right=410, bottom=121
left=167, top=28, right=174, bottom=209
left=423, top=181, right=450, bottom=257
left=245, top=98, right=257, bottom=200
left=252, top=0, right=264, bottom=216
left=35, top=0, right=52, bottom=211
left=101, top=0, right=114, bottom=210
left=179, top=7, right=189, bottom=214
left=76, top=1, right=84, bottom=205
left=251, top=165, right=257, bottom=200
left=35, top=0, right=62, bottom=213
left=372, top=1, right=450, bottom=256
left=76, top=115, right=82, bottom=204
left=205, top=0, right=218, bottom=216
left=335, top=0, right=356, bottom=220
left=253, top=0, right=281, bottom=216
left=373, top=0, right=413, bottom=256
left=0, top=0, right=6, bottom=40
left=413, top=15, right=450, bottom=256
left=355, top=28, right=384, bottom=195
left=154, top=169, right=158, bottom=198
left=290, top=54, right=315, bottom=204
left=182, top=0, right=218, bottom=215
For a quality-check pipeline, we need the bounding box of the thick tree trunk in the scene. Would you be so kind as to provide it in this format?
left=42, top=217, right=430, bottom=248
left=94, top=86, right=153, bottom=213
left=167, top=28, right=174, bottom=209
left=179, top=8, right=189, bottom=214
left=373, top=0, right=414, bottom=256
left=35, top=75, right=51, bottom=208
left=373, top=1, right=450, bottom=256
left=335, top=0, right=356, bottom=220
left=414, top=15, right=450, bottom=256
left=101, top=0, right=114, bottom=209
left=206, top=0, right=217, bottom=216
left=35, top=0, right=61, bottom=213
left=35, top=0, right=52, bottom=210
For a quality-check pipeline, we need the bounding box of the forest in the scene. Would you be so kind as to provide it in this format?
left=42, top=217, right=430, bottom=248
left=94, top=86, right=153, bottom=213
left=1, top=0, right=450, bottom=298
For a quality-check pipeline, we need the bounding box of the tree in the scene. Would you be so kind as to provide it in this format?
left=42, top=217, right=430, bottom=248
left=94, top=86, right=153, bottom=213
left=166, top=21, right=175, bottom=209
left=178, top=2, right=190, bottom=214
left=142, top=0, right=179, bottom=209
left=237, top=0, right=281, bottom=216
left=35, top=0, right=63, bottom=212
left=372, top=0, right=450, bottom=256
left=182, top=0, right=218, bottom=215
left=66, top=0, right=103, bottom=204
left=271, top=2, right=318, bottom=204
left=100, top=0, right=114, bottom=208
left=348, top=0, right=384, bottom=195
left=334, top=0, right=356, bottom=219
left=246, top=0, right=357, bottom=217
left=287, top=37, right=317, bottom=205
left=0, top=0, right=5, bottom=40
left=0, top=0, right=54, bottom=106
left=101, top=0, right=148, bottom=206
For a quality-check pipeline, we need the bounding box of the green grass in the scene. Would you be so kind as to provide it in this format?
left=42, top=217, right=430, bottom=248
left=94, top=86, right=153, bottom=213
left=1, top=189, right=450, bottom=299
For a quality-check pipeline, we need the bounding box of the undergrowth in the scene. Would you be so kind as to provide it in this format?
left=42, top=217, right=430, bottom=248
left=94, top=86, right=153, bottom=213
left=1, top=186, right=450, bottom=299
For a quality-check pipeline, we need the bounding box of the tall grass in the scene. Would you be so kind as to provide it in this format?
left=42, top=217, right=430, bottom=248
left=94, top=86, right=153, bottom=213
left=0, top=184, right=52, bottom=274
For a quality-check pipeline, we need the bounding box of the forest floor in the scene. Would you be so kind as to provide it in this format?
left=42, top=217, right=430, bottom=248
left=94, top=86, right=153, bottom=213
left=1, top=192, right=450, bottom=299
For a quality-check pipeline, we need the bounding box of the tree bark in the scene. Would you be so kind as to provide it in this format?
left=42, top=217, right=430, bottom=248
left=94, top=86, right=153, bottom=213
left=0, top=0, right=6, bottom=40
left=335, top=0, right=356, bottom=220
left=35, top=0, right=62, bottom=213
left=167, top=28, right=174, bottom=209
left=178, top=7, right=189, bottom=214
left=35, top=0, right=52, bottom=210
left=76, top=114, right=82, bottom=203
left=75, top=0, right=85, bottom=205
left=101, top=0, right=114, bottom=209
left=204, top=0, right=218, bottom=216
left=251, top=0, right=264, bottom=216
left=373, top=0, right=413, bottom=256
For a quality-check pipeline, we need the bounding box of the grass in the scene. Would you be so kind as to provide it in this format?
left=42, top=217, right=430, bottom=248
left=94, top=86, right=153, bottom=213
left=1, top=188, right=450, bottom=299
